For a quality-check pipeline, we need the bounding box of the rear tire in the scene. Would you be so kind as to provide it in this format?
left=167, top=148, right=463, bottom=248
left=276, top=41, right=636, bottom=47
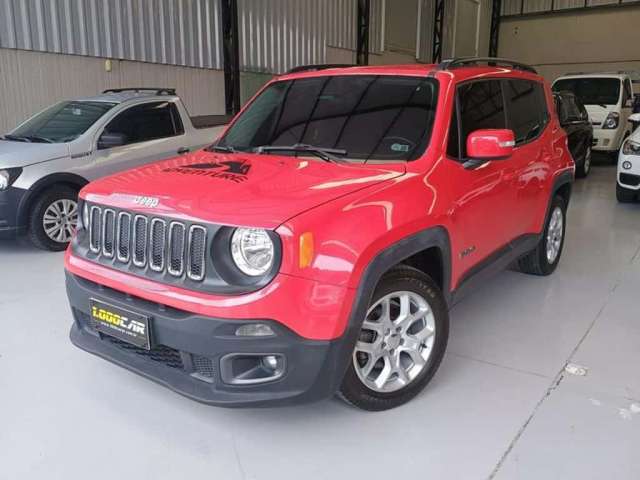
left=338, top=266, right=449, bottom=411
left=575, top=145, right=591, bottom=178
left=28, top=186, right=79, bottom=251
left=617, top=183, right=637, bottom=203
left=517, top=195, right=566, bottom=276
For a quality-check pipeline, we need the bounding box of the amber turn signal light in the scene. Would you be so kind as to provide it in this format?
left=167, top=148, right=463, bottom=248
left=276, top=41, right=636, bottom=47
left=299, top=232, right=314, bottom=269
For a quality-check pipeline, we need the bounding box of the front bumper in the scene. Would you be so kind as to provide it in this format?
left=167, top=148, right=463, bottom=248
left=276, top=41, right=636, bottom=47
left=0, top=187, right=27, bottom=238
left=617, top=152, right=640, bottom=190
left=592, top=128, right=625, bottom=152
left=66, top=272, right=353, bottom=407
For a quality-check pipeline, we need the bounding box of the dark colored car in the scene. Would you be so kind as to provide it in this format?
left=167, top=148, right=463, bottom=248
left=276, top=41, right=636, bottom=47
left=554, top=91, right=594, bottom=178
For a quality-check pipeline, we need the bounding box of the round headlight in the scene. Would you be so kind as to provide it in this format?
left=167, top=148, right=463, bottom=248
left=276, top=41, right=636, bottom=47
left=231, top=228, right=274, bottom=276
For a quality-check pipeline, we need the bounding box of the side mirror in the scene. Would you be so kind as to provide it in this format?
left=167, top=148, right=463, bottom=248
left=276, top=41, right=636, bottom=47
left=467, top=129, right=515, bottom=160
left=628, top=113, right=640, bottom=123
left=98, top=132, right=127, bottom=150
left=626, top=98, right=634, bottom=108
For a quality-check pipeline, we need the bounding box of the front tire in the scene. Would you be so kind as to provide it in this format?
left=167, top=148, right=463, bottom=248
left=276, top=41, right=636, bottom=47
left=338, top=266, right=449, bottom=411
left=28, top=186, right=79, bottom=251
left=617, top=183, right=637, bottom=203
left=517, top=195, right=566, bottom=276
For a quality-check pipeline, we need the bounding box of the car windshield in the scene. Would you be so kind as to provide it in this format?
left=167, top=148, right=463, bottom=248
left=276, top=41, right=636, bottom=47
left=553, top=78, right=621, bottom=106
left=218, top=75, right=439, bottom=162
left=9, top=101, right=116, bottom=143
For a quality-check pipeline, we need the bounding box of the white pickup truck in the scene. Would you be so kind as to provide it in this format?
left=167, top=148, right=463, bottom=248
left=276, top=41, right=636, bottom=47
left=0, top=88, right=226, bottom=250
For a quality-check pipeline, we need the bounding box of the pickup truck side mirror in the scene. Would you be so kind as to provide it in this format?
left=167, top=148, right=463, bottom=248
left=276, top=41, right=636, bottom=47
left=467, top=129, right=515, bottom=160
left=98, top=132, right=127, bottom=150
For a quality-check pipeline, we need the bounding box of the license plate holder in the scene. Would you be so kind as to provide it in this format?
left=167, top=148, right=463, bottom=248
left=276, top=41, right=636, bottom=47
left=90, top=299, right=151, bottom=350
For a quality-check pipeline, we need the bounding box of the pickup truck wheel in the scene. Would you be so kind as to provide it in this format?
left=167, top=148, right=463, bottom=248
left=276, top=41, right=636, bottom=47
left=517, top=195, right=566, bottom=276
left=338, top=266, right=449, bottom=411
left=28, top=186, right=78, bottom=251
left=617, top=183, right=637, bottom=203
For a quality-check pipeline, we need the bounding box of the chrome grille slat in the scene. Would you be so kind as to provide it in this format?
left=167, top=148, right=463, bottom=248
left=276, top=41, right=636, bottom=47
left=101, top=209, right=116, bottom=258
left=132, top=215, right=148, bottom=267
left=149, top=219, right=167, bottom=272
left=85, top=204, right=207, bottom=283
left=116, top=212, right=132, bottom=262
left=187, top=225, right=207, bottom=281
left=168, top=222, right=186, bottom=277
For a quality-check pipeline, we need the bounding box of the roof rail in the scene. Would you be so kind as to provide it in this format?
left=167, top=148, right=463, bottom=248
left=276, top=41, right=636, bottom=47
left=102, top=87, right=177, bottom=96
left=438, top=57, right=537, bottom=74
left=286, top=64, right=355, bottom=74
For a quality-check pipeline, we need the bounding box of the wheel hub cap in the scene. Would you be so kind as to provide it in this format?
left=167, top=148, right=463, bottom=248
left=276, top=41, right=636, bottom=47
left=546, top=206, right=564, bottom=264
left=43, top=199, right=78, bottom=244
left=353, top=291, right=436, bottom=393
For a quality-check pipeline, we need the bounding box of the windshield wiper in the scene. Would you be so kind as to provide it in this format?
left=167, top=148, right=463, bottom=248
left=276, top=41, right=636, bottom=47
left=207, top=144, right=237, bottom=153
left=2, top=134, right=31, bottom=143
left=255, top=144, right=347, bottom=163
left=22, top=135, right=53, bottom=143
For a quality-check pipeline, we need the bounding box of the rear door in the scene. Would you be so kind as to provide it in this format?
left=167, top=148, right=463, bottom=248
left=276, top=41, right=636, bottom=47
left=89, top=101, right=188, bottom=180
left=446, top=79, right=517, bottom=274
left=503, top=78, right=552, bottom=235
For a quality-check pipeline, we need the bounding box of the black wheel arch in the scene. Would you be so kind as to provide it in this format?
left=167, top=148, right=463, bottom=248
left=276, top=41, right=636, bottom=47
left=321, top=226, right=452, bottom=396
left=17, top=173, right=88, bottom=228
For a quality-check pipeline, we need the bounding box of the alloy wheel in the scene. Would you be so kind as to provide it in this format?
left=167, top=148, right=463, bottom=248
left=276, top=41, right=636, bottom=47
left=43, top=199, right=78, bottom=244
left=546, top=206, right=564, bottom=264
left=353, top=291, right=436, bottom=393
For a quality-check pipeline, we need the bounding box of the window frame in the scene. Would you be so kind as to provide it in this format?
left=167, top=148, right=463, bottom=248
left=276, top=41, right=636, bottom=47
left=97, top=100, right=184, bottom=150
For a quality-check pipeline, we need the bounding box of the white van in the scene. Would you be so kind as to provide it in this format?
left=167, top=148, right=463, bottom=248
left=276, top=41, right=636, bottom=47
left=552, top=73, right=635, bottom=159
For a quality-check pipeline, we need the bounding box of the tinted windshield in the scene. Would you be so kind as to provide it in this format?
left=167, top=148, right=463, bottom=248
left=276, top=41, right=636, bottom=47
left=553, top=78, right=621, bottom=106
left=10, top=101, right=116, bottom=143
left=218, top=75, right=439, bottom=161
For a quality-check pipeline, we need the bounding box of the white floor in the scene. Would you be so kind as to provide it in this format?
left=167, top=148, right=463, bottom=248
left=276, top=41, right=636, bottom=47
left=1, top=163, right=639, bottom=480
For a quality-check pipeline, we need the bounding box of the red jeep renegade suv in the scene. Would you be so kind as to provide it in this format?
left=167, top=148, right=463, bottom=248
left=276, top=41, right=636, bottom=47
left=65, top=58, right=574, bottom=410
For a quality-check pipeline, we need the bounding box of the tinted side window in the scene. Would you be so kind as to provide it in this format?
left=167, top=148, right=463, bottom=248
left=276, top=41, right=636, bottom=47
left=456, top=80, right=506, bottom=158
left=504, top=80, right=547, bottom=145
left=624, top=79, right=633, bottom=105
left=104, top=101, right=179, bottom=146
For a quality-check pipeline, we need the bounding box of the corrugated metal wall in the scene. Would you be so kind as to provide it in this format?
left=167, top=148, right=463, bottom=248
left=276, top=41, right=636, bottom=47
left=238, top=0, right=384, bottom=74
left=0, top=0, right=224, bottom=69
left=502, top=0, right=640, bottom=15
left=0, top=0, right=385, bottom=75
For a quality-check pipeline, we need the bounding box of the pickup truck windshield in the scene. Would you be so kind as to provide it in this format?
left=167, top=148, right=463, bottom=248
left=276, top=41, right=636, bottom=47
left=218, top=75, right=439, bottom=161
left=553, top=78, right=621, bottom=106
left=10, top=101, right=116, bottom=143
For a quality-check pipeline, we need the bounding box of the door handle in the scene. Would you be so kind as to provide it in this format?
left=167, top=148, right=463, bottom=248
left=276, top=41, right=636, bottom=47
left=177, top=147, right=190, bottom=155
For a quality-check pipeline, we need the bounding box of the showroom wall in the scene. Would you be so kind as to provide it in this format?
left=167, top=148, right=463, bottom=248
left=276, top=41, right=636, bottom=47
left=498, top=5, right=640, bottom=80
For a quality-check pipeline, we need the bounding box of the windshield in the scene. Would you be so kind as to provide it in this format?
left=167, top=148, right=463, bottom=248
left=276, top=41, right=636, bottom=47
left=553, top=78, right=621, bottom=106
left=218, top=75, right=439, bottom=161
left=9, top=101, right=116, bottom=143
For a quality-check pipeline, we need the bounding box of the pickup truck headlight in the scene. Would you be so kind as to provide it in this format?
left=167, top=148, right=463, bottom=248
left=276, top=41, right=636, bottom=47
left=0, top=168, right=22, bottom=191
left=622, top=140, right=640, bottom=156
left=231, top=227, right=275, bottom=276
left=602, top=112, right=620, bottom=130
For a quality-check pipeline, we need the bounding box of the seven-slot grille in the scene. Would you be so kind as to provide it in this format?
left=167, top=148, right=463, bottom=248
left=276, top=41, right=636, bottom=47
left=88, top=205, right=207, bottom=281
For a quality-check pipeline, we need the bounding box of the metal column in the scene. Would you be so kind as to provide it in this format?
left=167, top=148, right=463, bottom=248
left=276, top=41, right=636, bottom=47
left=220, top=0, right=241, bottom=115
left=356, top=0, right=370, bottom=65
left=489, top=0, right=502, bottom=58
left=432, top=0, right=445, bottom=63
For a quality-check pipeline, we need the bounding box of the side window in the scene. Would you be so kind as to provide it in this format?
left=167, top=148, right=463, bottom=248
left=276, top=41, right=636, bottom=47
left=102, top=101, right=179, bottom=147
left=452, top=80, right=506, bottom=159
left=504, top=80, right=548, bottom=145
left=564, top=97, right=582, bottom=121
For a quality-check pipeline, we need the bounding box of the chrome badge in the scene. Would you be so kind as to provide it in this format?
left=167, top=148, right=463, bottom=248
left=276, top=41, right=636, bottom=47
left=133, top=196, right=160, bottom=208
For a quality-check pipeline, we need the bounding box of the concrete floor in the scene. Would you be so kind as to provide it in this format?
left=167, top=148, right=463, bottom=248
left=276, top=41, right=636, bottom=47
left=1, top=163, right=639, bottom=480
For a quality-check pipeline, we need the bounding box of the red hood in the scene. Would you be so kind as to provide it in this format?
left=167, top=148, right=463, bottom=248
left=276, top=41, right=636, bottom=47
left=81, top=150, right=405, bottom=228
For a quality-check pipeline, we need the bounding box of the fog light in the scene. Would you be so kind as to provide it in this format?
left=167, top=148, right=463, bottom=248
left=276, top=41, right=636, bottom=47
left=262, top=355, right=279, bottom=371
left=623, top=161, right=633, bottom=170
left=235, top=323, right=275, bottom=337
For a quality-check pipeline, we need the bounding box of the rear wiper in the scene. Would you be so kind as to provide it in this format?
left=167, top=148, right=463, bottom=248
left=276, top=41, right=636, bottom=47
left=255, top=144, right=347, bottom=163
